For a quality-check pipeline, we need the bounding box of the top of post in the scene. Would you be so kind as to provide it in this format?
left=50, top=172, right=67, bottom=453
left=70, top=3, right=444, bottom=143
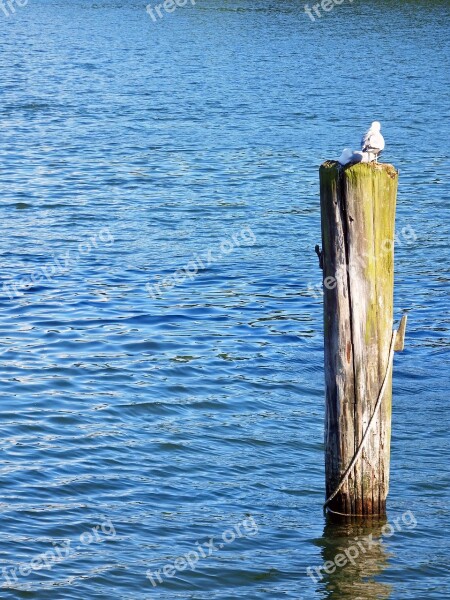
left=320, top=161, right=398, bottom=179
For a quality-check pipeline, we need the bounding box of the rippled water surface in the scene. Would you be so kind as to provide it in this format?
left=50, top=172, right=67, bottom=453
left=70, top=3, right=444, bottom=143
left=0, top=1, right=449, bottom=598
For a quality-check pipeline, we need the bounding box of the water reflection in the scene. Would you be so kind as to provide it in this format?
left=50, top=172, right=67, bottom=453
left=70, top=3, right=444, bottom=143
left=313, top=516, right=393, bottom=600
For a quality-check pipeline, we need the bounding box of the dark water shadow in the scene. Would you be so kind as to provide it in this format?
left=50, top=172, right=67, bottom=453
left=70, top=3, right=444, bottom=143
left=310, top=514, right=393, bottom=600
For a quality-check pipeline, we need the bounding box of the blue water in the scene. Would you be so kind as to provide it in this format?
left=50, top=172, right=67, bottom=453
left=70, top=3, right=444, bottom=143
left=0, top=1, right=449, bottom=598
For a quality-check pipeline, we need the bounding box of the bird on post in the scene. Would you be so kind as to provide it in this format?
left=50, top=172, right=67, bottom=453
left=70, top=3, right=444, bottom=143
left=361, top=121, right=385, bottom=162
left=338, top=147, right=371, bottom=166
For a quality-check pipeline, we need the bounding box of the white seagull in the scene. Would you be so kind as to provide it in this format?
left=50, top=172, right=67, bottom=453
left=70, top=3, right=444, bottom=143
left=361, top=121, right=385, bottom=162
left=338, top=148, right=370, bottom=166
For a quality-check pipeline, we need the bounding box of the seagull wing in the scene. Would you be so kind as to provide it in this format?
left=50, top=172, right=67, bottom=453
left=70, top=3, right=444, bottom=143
left=361, top=127, right=373, bottom=151
left=362, top=131, right=385, bottom=153
left=338, top=148, right=353, bottom=165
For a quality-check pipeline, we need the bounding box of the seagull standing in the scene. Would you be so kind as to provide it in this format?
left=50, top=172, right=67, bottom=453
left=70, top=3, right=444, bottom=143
left=361, top=121, right=385, bottom=163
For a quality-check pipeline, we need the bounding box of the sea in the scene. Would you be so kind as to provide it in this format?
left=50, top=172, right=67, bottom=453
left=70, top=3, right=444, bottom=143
left=0, top=0, right=449, bottom=598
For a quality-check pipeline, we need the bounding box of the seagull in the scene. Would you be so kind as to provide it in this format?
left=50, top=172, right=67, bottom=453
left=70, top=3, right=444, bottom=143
left=338, top=148, right=370, bottom=166
left=338, top=148, right=354, bottom=165
left=361, top=121, right=385, bottom=162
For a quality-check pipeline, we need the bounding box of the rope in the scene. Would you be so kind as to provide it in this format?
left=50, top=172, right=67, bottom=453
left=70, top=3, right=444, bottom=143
left=325, top=506, right=381, bottom=518
left=323, top=329, right=397, bottom=513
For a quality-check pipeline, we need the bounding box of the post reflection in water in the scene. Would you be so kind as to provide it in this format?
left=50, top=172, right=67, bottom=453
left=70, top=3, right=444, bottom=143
left=312, top=515, right=393, bottom=600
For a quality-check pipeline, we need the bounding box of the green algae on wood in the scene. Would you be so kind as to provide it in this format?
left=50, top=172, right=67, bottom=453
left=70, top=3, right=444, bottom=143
left=319, top=160, right=399, bottom=517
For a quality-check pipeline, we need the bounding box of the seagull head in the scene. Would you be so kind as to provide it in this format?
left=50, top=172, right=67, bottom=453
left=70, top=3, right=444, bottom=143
left=371, top=121, right=381, bottom=131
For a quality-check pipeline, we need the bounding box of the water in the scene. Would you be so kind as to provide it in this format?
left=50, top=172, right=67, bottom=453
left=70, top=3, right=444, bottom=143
left=0, top=1, right=449, bottom=598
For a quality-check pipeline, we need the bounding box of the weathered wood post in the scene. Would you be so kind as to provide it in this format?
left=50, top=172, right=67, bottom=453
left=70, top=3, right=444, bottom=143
left=318, top=161, right=405, bottom=517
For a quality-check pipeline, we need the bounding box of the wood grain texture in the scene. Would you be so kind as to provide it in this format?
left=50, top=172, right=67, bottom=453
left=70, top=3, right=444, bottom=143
left=320, top=161, right=398, bottom=516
